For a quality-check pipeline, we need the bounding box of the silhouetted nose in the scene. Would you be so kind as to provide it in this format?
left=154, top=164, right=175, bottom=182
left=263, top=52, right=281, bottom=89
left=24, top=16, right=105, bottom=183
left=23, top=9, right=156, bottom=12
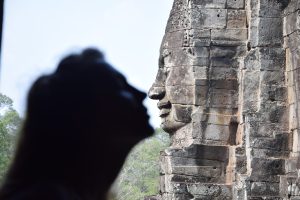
left=148, top=85, right=165, bottom=100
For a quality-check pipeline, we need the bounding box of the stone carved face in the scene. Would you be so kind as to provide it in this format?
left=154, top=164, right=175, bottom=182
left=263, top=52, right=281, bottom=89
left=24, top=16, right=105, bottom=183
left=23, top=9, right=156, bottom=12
left=148, top=51, right=193, bottom=134
left=148, top=13, right=213, bottom=134
left=148, top=34, right=203, bottom=134
left=149, top=0, right=242, bottom=135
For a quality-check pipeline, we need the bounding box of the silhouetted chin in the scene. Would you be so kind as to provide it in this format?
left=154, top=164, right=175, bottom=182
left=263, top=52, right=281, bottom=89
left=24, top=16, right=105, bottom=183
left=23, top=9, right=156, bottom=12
left=160, top=117, right=186, bottom=134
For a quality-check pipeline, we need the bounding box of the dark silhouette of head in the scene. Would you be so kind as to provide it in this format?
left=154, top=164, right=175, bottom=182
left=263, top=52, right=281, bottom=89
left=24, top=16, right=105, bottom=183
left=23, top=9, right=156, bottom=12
left=0, top=48, right=153, bottom=199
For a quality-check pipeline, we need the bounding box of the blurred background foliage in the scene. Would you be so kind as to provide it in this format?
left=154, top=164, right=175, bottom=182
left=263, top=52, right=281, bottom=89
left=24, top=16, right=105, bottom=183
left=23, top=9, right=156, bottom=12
left=110, top=129, right=170, bottom=200
left=0, top=93, right=22, bottom=183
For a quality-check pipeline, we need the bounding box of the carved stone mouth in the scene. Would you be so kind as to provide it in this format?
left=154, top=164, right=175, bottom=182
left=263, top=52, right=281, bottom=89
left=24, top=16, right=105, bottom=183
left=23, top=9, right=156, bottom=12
left=158, top=100, right=171, bottom=117
left=157, top=100, right=171, bottom=109
left=159, top=108, right=170, bottom=117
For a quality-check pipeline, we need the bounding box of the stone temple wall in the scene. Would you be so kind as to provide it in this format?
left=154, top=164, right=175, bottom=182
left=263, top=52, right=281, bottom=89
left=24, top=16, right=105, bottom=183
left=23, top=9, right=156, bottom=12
left=147, top=0, right=300, bottom=199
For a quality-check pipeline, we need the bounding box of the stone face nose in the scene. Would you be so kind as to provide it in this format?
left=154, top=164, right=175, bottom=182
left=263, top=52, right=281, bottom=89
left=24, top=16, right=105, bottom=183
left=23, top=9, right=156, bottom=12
left=148, top=86, right=166, bottom=100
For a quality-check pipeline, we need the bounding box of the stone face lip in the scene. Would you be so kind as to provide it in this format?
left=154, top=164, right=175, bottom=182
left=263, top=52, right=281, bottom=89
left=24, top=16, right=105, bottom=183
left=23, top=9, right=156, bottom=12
left=148, top=0, right=300, bottom=199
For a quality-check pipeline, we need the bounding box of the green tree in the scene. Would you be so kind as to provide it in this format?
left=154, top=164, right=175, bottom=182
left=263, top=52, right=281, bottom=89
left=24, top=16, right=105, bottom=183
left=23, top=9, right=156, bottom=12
left=0, top=93, right=22, bottom=183
left=111, top=129, right=170, bottom=200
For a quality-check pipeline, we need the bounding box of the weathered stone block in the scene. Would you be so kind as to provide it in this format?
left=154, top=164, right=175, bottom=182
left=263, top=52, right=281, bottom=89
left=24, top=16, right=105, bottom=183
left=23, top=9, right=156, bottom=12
left=284, top=30, right=300, bottom=52
left=251, top=0, right=286, bottom=18
left=250, top=133, right=290, bottom=152
left=251, top=158, right=286, bottom=177
left=191, top=8, right=227, bottom=29
left=211, top=88, right=239, bottom=108
left=191, top=0, right=226, bottom=8
left=260, top=70, right=285, bottom=86
left=195, top=79, right=209, bottom=86
left=163, top=145, right=229, bottom=162
left=250, top=182, right=280, bottom=196
left=170, top=0, right=189, bottom=14
left=161, top=193, right=194, bottom=200
left=192, top=47, right=211, bottom=57
left=166, top=9, right=191, bottom=32
left=193, top=122, right=236, bottom=145
left=193, top=195, right=231, bottom=200
left=162, top=179, right=233, bottom=198
left=165, top=156, right=224, bottom=178
left=259, top=47, right=285, bottom=70
left=187, top=183, right=232, bottom=197
left=170, top=174, right=223, bottom=184
left=194, top=85, right=208, bottom=106
left=166, top=66, right=194, bottom=86
left=210, top=80, right=238, bottom=90
left=284, top=0, right=300, bottom=16
left=192, top=110, right=237, bottom=126
left=260, top=85, right=288, bottom=102
left=227, top=9, right=247, bottom=28
left=244, top=49, right=260, bottom=70
left=211, top=57, right=240, bottom=68
left=163, top=48, right=210, bottom=67
left=283, top=10, right=300, bottom=36
left=166, top=85, right=194, bottom=104
left=249, top=198, right=283, bottom=200
left=259, top=103, right=288, bottom=124
left=250, top=17, right=283, bottom=47
left=236, top=155, right=247, bottom=174
left=210, top=45, right=247, bottom=58
left=161, top=191, right=231, bottom=200
left=162, top=31, right=184, bottom=49
left=243, top=70, right=260, bottom=113
left=211, top=29, right=248, bottom=46
left=211, top=67, right=238, bottom=80
left=247, top=121, right=288, bottom=138
left=187, top=29, right=211, bottom=47
left=251, top=148, right=290, bottom=158
left=235, top=147, right=246, bottom=155
left=193, top=66, right=208, bottom=80
left=289, top=103, right=298, bottom=130
left=281, top=176, right=300, bottom=197
left=244, top=48, right=285, bottom=71
left=227, top=0, right=245, bottom=9
left=164, top=181, right=188, bottom=194
left=285, top=159, right=298, bottom=175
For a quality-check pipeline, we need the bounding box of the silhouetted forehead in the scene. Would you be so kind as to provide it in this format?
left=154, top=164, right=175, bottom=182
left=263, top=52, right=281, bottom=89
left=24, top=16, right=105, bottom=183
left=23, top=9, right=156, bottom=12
left=96, top=61, right=128, bottom=87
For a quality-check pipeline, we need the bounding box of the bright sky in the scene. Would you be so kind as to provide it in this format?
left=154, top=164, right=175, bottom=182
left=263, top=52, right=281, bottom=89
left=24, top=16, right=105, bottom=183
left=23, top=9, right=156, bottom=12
left=0, top=0, right=173, bottom=127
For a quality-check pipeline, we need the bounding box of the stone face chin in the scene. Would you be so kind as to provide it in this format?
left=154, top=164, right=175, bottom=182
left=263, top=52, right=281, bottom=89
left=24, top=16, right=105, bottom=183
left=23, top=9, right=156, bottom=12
left=160, top=114, right=186, bottom=134
left=147, top=0, right=300, bottom=199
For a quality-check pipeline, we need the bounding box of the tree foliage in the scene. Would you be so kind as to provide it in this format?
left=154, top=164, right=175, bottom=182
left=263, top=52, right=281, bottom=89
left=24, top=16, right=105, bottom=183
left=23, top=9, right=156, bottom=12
left=111, top=129, right=170, bottom=200
left=0, top=93, right=22, bottom=183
